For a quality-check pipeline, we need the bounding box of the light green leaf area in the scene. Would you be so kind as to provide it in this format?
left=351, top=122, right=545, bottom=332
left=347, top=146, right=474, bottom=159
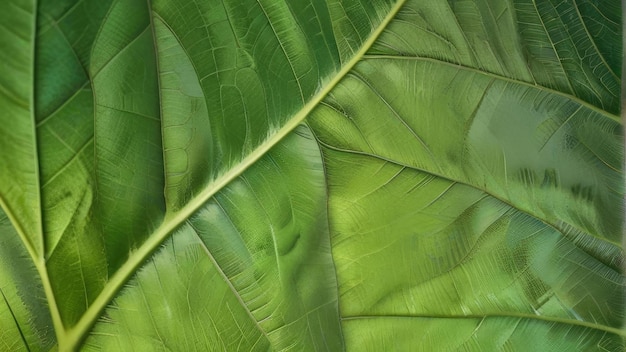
left=0, top=0, right=622, bottom=351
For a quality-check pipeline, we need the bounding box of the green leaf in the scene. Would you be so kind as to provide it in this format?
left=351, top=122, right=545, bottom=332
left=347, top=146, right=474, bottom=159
left=0, top=0, right=623, bottom=351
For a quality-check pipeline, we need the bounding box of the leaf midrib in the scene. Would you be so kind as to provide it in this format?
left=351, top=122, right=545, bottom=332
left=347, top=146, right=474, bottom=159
left=62, top=0, right=408, bottom=348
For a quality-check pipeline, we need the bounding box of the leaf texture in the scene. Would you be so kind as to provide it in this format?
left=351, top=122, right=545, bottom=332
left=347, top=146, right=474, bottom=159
left=0, top=0, right=623, bottom=351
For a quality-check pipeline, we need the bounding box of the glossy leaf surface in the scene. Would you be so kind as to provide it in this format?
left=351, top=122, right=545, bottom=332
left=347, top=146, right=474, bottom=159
left=0, top=0, right=623, bottom=351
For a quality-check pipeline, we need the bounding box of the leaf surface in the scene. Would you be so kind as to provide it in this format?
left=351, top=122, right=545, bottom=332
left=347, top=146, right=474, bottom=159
left=0, top=0, right=623, bottom=351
